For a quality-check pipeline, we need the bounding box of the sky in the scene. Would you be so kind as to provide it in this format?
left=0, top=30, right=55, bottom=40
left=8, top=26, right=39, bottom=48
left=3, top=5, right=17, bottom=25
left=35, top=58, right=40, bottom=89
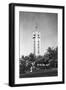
left=19, top=11, right=58, bottom=58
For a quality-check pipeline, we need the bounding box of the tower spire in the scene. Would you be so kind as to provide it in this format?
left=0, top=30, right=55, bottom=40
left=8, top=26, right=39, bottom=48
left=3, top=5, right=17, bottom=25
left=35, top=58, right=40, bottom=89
left=35, top=23, right=38, bottom=31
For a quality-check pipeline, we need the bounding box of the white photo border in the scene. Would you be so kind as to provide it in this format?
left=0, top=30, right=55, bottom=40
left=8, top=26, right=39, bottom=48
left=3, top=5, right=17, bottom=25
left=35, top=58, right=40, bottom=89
left=14, top=5, right=63, bottom=84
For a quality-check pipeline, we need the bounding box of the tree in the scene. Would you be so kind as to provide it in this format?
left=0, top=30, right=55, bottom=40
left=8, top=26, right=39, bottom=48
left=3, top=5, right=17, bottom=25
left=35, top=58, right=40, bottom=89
left=24, top=56, right=29, bottom=61
left=19, top=59, right=26, bottom=74
left=21, top=55, right=25, bottom=60
left=29, top=53, right=35, bottom=62
left=46, top=47, right=58, bottom=68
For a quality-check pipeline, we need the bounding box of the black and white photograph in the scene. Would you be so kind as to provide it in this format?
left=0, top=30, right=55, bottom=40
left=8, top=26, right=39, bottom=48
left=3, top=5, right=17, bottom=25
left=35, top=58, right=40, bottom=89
left=19, top=12, right=58, bottom=78
left=9, top=3, right=64, bottom=86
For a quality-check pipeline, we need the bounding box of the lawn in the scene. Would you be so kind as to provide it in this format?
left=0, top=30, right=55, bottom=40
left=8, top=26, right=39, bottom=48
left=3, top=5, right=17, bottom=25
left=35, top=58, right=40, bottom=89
left=20, top=68, right=58, bottom=78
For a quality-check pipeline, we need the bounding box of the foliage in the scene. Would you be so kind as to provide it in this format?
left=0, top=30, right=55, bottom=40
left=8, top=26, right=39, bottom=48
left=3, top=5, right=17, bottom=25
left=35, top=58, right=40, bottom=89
left=29, top=53, right=36, bottom=62
left=19, top=59, right=26, bottom=74
left=19, top=46, right=58, bottom=74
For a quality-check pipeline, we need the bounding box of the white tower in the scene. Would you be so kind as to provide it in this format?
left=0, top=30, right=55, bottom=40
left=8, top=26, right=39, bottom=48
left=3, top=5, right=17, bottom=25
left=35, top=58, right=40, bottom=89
left=33, top=24, right=41, bottom=56
left=37, top=32, right=40, bottom=55
left=33, top=32, right=36, bottom=55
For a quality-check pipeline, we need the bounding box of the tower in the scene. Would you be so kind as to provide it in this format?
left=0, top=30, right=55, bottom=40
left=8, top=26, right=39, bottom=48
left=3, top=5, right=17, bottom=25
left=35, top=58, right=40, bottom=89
left=33, top=31, right=40, bottom=56
left=37, top=32, right=40, bottom=55
left=33, top=32, right=36, bottom=55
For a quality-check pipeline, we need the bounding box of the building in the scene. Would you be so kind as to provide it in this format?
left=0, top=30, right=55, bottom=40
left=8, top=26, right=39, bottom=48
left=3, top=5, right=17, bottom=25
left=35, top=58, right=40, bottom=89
left=33, top=31, right=41, bottom=56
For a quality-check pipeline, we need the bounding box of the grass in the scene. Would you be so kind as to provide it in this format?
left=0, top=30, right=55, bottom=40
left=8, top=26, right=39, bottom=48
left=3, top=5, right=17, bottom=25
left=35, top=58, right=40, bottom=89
left=20, top=68, right=58, bottom=78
